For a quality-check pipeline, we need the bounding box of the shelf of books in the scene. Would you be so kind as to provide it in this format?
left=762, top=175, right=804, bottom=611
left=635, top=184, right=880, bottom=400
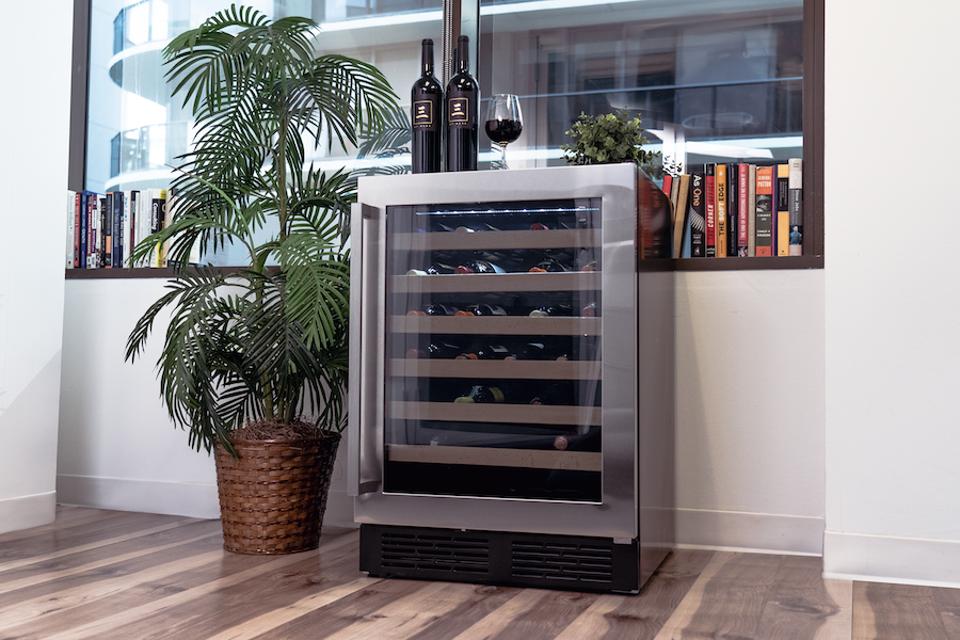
left=65, top=160, right=821, bottom=279
left=662, top=158, right=821, bottom=269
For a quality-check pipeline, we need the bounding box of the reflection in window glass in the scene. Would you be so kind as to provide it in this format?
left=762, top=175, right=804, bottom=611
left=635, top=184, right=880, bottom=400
left=86, top=0, right=442, bottom=264
left=478, top=0, right=803, bottom=170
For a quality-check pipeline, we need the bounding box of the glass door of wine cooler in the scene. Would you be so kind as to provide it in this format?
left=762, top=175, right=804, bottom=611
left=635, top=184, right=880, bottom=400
left=350, top=164, right=641, bottom=540
left=384, top=199, right=603, bottom=502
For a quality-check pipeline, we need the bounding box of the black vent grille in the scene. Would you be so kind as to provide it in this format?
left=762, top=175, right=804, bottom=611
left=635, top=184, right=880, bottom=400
left=511, top=540, right=614, bottom=585
left=381, top=531, right=490, bottom=576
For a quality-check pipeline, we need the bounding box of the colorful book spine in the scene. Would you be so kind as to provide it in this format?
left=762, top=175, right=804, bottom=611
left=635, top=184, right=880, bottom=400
left=87, top=196, right=99, bottom=269
left=716, top=164, right=727, bottom=258
left=737, top=163, right=749, bottom=256
left=747, top=164, right=757, bottom=257
left=661, top=174, right=673, bottom=198
left=727, top=164, right=738, bottom=256
left=776, top=164, right=790, bottom=257
left=788, top=158, right=803, bottom=256
left=128, top=191, right=138, bottom=266
left=112, top=191, right=124, bottom=268
left=65, top=192, right=76, bottom=269
left=673, top=174, right=690, bottom=259
left=754, top=165, right=774, bottom=257
left=102, top=192, right=112, bottom=268
left=150, top=189, right=167, bottom=268
left=689, top=170, right=705, bottom=258
left=705, top=164, right=716, bottom=258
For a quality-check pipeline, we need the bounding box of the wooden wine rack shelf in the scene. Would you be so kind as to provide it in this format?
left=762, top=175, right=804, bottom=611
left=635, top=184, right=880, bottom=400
left=392, top=229, right=600, bottom=251
left=390, top=271, right=601, bottom=294
left=390, top=315, right=600, bottom=336
left=390, top=401, right=602, bottom=426
left=387, top=444, right=602, bottom=472
left=389, top=358, right=601, bottom=381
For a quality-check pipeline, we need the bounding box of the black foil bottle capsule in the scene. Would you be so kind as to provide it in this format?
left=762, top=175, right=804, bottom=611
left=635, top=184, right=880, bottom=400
left=445, top=35, right=479, bottom=172
left=411, top=39, right=443, bottom=173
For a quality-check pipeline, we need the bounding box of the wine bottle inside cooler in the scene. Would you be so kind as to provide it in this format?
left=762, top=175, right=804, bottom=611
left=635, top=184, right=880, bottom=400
left=445, top=36, right=479, bottom=172
left=411, top=39, right=442, bottom=173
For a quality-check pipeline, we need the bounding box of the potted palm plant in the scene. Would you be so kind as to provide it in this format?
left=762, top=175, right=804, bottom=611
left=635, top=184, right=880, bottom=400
left=125, top=5, right=396, bottom=554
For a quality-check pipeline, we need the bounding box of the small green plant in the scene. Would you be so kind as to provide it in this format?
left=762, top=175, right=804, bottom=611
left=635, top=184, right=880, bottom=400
left=562, top=111, right=661, bottom=175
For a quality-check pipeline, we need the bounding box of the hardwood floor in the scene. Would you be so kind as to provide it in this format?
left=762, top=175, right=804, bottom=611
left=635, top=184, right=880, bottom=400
left=0, top=508, right=956, bottom=639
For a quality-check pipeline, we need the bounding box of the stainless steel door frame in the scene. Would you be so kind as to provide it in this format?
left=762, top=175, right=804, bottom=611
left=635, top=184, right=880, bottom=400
left=349, top=164, right=639, bottom=540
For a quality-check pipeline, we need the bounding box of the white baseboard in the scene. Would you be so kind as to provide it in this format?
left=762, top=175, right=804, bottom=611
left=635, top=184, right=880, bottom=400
left=675, top=507, right=824, bottom=555
left=823, top=529, right=960, bottom=589
left=57, top=474, right=357, bottom=528
left=57, top=474, right=220, bottom=519
left=0, top=491, right=57, bottom=534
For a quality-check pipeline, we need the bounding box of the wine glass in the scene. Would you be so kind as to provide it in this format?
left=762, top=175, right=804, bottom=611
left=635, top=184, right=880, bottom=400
left=484, top=94, right=523, bottom=169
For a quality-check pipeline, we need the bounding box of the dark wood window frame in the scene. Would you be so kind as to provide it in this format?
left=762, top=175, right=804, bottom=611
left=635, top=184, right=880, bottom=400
left=66, top=0, right=824, bottom=279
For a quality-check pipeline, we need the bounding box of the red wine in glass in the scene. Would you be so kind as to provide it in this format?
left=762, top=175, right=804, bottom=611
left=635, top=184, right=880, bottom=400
left=484, top=94, right=523, bottom=169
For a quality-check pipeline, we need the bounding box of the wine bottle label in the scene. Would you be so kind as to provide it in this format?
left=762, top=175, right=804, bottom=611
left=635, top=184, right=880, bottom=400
left=413, top=100, right=434, bottom=128
left=448, top=97, right=469, bottom=125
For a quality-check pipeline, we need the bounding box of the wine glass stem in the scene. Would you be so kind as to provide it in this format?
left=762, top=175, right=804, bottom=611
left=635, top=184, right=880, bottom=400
left=499, top=143, right=508, bottom=169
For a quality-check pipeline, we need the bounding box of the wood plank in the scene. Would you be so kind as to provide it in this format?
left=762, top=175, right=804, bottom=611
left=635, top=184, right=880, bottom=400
left=474, top=588, right=598, bottom=640
left=390, top=401, right=602, bottom=426
left=390, top=358, right=601, bottom=380
left=408, top=586, right=520, bottom=640
left=449, top=589, right=547, bottom=640
left=35, top=531, right=359, bottom=640
left=393, top=229, right=599, bottom=251
left=0, top=515, right=196, bottom=573
left=555, top=549, right=714, bottom=640
left=390, top=315, right=601, bottom=337
left=853, top=582, right=949, bottom=640
left=203, top=578, right=377, bottom=640
left=654, top=552, right=779, bottom=639
left=932, top=584, right=960, bottom=638
left=0, top=547, right=225, bottom=629
left=252, top=578, right=426, bottom=640
left=755, top=555, right=852, bottom=639
left=387, top=444, right=602, bottom=472
left=0, top=507, right=117, bottom=544
left=391, top=272, right=601, bottom=294
left=89, top=534, right=362, bottom=640
left=319, top=581, right=480, bottom=640
left=0, top=519, right=221, bottom=595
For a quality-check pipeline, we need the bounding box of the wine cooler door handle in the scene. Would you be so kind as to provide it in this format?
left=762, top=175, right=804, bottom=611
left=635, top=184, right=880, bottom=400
left=348, top=202, right=384, bottom=496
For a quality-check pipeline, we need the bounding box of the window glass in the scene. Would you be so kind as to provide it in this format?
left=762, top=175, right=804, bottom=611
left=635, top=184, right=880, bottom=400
left=477, top=0, right=803, bottom=170
left=86, top=0, right=443, bottom=264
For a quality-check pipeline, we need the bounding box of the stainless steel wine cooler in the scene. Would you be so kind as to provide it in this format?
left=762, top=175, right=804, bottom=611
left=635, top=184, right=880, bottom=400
left=348, top=164, right=674, bottom=594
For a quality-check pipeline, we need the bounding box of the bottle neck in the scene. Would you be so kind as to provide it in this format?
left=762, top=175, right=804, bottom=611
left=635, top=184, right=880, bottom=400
left=421, top=42, right=434, bottom=76
left=457, top=38, right=469, bottom=74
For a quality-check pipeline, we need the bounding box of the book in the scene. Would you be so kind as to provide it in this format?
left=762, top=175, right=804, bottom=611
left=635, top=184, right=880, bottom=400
left=661, top=174, right=673, bottom=198
left=149, top=189, right=167, bottom=268
left=716, top=164, right=727, bottom=258
left=754, top=165, right=774, bottom=257
left=112, top=191, right=124, bottom=268
left=128, top=191, right=138, bottom=267
left=89, top=196, right=100, bottom=269
left=776, top=164, right=790, bottom=257
left=737, top=163, right=749, bottom=256
left=788, top=158, right=803, bottom=256
left=688, top=170, right=705, bottom=257
left=727, top=164, right=738, bottom=256
left=65, top=192, right=76, bottom=269
left=747, top=164, right=757, bottom=257
left=672, top=174, right=690, bottom=259
left=102, top=192, right=113, bottom=268
left=705, top=164, right=716, bottom=258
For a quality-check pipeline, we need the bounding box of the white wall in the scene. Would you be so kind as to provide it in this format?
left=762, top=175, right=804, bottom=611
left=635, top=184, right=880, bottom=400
left=57, top=279, right=352, bottom=523
left=0, top=1, right=74, bottom=533
left=676, top=270, right=824, bottom=554
left=823, top=1, right=960, bottom=586
left=62, top=273, right=823, bottom=554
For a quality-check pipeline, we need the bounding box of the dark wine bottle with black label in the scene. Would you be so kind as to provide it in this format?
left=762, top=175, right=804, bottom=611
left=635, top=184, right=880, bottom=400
left=411, top=39, right=442, bottom=174
left=445, top=35, right=479, bottom=172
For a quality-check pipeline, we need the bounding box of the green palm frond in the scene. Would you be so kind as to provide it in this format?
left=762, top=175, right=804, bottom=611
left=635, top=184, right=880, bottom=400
left=128, top=5, right=399, bottom=452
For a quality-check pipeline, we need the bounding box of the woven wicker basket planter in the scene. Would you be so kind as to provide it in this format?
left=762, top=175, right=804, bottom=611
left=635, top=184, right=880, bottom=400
left=214, top=432, right=341, bottom=555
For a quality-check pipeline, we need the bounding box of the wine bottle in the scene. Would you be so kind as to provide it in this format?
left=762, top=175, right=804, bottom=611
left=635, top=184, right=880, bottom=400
left=454, top=385, right=505, bottom=403
left=445, top=36, right=479, bottom=172
left=457, top=343, right=512, bottom=360
left=528, top=256, right=570, bottom=273
left=529, top=304, right=573, bottom=318
left=455, top=260, right=505, bottom=274
left=407, top=304, right=459, bottom=316
left=411, top=39, right=443, bottom=173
